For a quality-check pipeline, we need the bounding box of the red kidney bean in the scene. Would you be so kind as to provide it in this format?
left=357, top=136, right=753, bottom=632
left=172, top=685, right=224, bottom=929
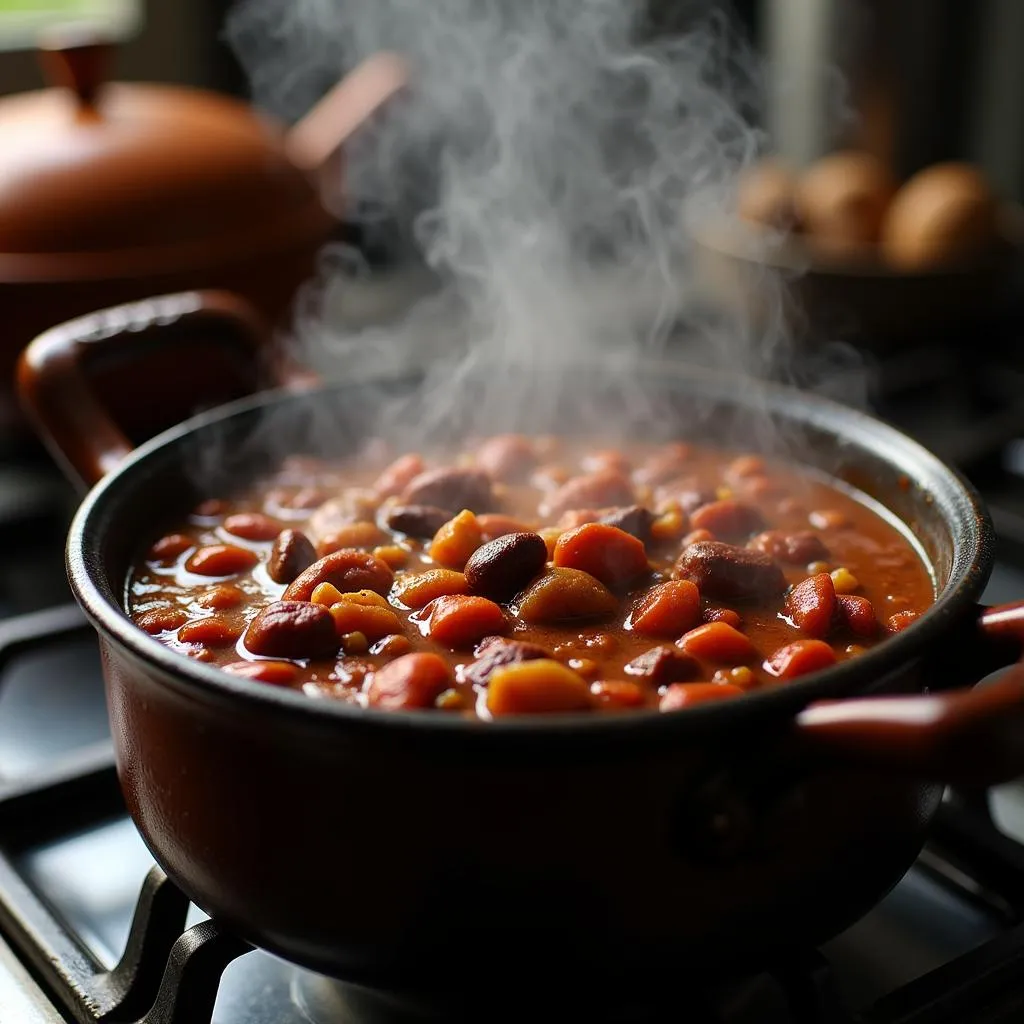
left=373, top=454, right=425, bottom=498
left=148, top=534, right=194, bottom=562
left=223, top=513, right=282, bottom=542
left=675, top=541, right=786, bottom=602
left=837, top=595, right=878, bottom=637
left=267, top=530, right=317, bottom=585
left=475, top=434, right=538, bottom=481
left=749, top=530, right=829, bottom=564
left=784, top=573, right=837, bottom=638
left=624, top=646, right=699, bottom=685
left=400, top=468, right=495, bottom=513
left=223, top=660, right=300, bottom=685
left=462, top=636, right=551, bottom=686
left=186, top=545, right=259, bottom=577
left=591, top=680, right=646, bottom=709
left=193, top=499, right=227, bottom=517
left=660, top=682, right=743, bottom=710
left=136, top=607, right=188, bottom=634
left=885, top=610, right=919, bottom=634
left=701, top=607, right=741, bottom=628
left=243, top=601, right=339, bottom=660
left=197, top=585, right=245, bottom=610
left=178, top=617, right=243, bottom=647
left=384, top=505, right=453, bottom=539
left=540, top=471, right=635, bottom=519
left=367, top=653, right=453, bottom=710
left=283, top=550, right=394, bottom=602
left=689, top=499, right=765, bottom=540
left=464, top=532, right=548, bottom=601
left=764, top=639, right=836, bottom=680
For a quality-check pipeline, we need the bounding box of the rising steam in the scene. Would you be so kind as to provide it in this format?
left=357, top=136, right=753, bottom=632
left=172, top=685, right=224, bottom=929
left=224, top=0, right=822, bottom=450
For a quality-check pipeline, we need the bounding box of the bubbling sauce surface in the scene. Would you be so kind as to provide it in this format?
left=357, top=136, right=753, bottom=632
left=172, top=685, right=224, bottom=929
left=127, top=436, right=934, bottom=716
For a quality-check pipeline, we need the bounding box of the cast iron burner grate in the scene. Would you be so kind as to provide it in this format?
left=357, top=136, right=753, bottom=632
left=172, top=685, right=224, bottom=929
left=0, top=609, right=1023, bottom=1023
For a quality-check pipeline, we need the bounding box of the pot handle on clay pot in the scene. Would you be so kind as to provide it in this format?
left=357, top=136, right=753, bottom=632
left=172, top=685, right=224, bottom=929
left=794, top=601, right=1024, bottom=786
left=17, top=290, right=311, bottom=492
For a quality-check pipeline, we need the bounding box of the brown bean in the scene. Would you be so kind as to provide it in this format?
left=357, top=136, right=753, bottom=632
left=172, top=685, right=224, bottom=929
left=384, top=505, right=452, bottom=538
left=223, top=513, right=282, bottom=542
left=197, top=585, right=245, bottom=610
left=283, top=550, right=394, bottom=602
left=462, top=636, right=552, bottom=686
left=475, top=434, right=537, bottom=481
left=148, top=534, right=194, bottom=562
left=689, top=500, right=765, bottom=540
left=267, top=529, right=317, bottom=585
left=243, top=601, right=339, bottom=660
left=186, top=545, right=259, bottom=577
left=541, top=471, right=635, bottom=520
left=401, top=467, right=495, bottom=513
left=178, top=617, right=243, bottom=647
left=136, top=607, right=188, bottom=634
left=464, top=531, right=548, bottom=600
left=624, top=646, right=699, bottom=685
left=749, top=530, right=829, bottom=565
left=675, top=541, right=786, bottom=601
left=598, top=505, right=655, bottom=543
left=515, top=567, right=618, bottom=624
left=223, top=660, right=300, bottom=686
left=784, top=573, right=837, bottom=638
left=701, top=607, right=741, bottom=628
left=837, top=594, right=878, bottom=637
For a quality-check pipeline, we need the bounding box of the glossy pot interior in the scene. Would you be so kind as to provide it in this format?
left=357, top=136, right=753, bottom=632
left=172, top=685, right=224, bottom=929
left=69, top=364, right=992, bottom=1006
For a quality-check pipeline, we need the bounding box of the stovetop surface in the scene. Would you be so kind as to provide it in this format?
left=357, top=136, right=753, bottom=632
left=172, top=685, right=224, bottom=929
left=3, top=280, right=1024, bottom=1021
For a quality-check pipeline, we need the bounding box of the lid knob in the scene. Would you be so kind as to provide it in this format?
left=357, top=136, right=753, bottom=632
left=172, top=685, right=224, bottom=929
left=37, top=27, right=113, bottom=110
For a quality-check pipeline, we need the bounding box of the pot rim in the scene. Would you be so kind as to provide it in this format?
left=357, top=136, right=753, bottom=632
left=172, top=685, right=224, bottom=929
left=66, top=361, right=994, bottom=742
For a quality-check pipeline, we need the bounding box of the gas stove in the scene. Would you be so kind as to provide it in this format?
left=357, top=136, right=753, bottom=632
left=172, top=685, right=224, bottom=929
left=3, top=279, right=1024, bottom=1022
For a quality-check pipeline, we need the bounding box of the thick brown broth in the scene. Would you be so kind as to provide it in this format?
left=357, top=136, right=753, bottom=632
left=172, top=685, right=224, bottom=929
left=127, top=437, right=934, bottom=716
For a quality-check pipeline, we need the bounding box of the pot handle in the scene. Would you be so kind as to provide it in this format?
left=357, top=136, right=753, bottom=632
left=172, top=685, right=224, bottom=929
left=16, top=290, right=301, bottom=492
left=793, top=601, right=1024, bottom=785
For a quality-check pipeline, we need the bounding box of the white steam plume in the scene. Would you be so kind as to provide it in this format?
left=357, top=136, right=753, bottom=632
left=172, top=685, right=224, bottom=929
left=225, top=0, right=807, bottom=448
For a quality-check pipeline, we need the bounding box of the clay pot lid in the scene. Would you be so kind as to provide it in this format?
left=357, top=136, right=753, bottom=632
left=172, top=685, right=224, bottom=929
left=0, top=36, right=330, bottom=256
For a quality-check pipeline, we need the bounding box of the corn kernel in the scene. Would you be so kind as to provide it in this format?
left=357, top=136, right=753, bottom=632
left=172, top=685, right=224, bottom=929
left=539, top=527, right=563, bottom=559
left=341, top=631, right=369, bottom=654
left=340, top=589, right=390, bottom=608
left=716, top=485, right=733, bottom=500
left=371, top=633, right=413, bottom=657
left=830, top=567, right=860, bottom=594
left=373, top=544, right=409, bottom=568
left=728, top=666, right=755, bottom=687
left=311, top=582, right=344, bottom=607
left=436, top=688, right=467, bottom=710
left=651, top=508, right=686, bottom=542
left=807, top=561, right=830, bottom=575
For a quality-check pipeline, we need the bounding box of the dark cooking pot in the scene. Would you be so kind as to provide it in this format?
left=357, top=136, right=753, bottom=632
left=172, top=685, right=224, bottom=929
left=16, top=292, right=1024, bottom=1015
